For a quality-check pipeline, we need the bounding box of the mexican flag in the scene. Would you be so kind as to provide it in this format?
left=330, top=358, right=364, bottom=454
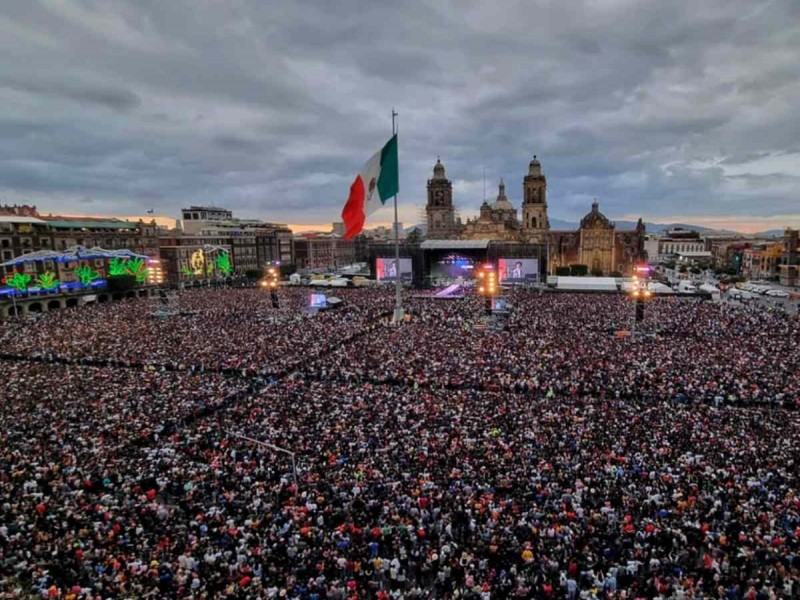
left=341, top=135, right=398, bottom=239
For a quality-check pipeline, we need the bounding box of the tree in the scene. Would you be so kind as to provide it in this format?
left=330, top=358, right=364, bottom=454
left=245, top=269, right=262, bottom=281
left=610, top=271, right=623, bottom=278
left=555, top=266, right=571, bottom=276
left=279, top=263, right=297, bottom=277
left=406, top=228, right=424, bottom=245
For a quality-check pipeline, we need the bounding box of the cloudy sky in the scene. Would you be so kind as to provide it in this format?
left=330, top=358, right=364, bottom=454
left=1, top=0, right=798, bottom=232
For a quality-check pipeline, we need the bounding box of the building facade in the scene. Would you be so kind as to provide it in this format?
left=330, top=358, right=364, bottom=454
left=742, top=243, right=785, bottom=281
left=779, top=228, right=798, bottom=287
left=294, top=235, right=356, bottom=270
left=158, top=232, right=233, bottom=285
left=181, top=206, right=234, bottom=233
left=178, top=205, right=294, bottom=271
left=425, top=159, right=461, bottom=238
left=424, top=157, right=646, bottom=276
left=1, top=204, right=160, bottom=279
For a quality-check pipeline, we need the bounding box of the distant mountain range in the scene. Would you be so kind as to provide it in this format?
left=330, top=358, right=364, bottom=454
left=406, top=222, right=785, bottom=237
left=550, top=218, right=722, bottom=233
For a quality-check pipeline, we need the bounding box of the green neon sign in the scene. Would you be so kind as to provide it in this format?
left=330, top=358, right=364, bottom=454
left=125, top=257, right=147, bottom=283
left=35, top=271, right=60, bottom=291
left=216, top=252, right=233, bottom=276
left=108, top=257, right=128, bottom=276
left=4, top=272, right=32, bottom=292
left=74, top=265, right=100, bottom=286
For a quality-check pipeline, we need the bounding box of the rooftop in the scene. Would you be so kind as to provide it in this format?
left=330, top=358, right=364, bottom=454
left=45, top=219, right=138, bottom=230
left=183, top=206, right=232, bottom=212
left=420, top=239, right=491, bottom=250
left=0, top=215, right=48, bottom=225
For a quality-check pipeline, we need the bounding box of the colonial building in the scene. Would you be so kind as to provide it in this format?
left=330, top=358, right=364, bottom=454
left=425, top=159, right=460, bottom=238
left=0, top=204, right=160, bottom=277
left=177, top=205, right=295, bottom=274
left=294, top=233, right=356, bottom=270
left=461, top=180, right=521, bottom=241
left=779, top=228, right=798, bottom=287
left=424, top=156, right=646, bottom=275
left=548, top=205, right=646, bottom=276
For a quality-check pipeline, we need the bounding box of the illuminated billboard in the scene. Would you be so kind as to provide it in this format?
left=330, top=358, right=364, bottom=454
left=310, top=293, right=327, bottom=308
left=376, top=257, right=412, bottom=282
left=498, top=258, right=539, bottom=283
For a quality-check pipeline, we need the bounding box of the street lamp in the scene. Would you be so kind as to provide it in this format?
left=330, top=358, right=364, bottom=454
left=263, top=266, right=279, bottom=308
left=629, top=267, right=653, bottom=336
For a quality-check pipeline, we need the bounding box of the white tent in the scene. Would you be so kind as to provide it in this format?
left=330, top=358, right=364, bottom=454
left=552, top=276, right=619, bottom=291
left=648, top=282, right=673, bottom=294
left=699, top=283, right=721, bottom=301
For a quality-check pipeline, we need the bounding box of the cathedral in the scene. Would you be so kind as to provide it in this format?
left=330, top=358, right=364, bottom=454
left=425, top=155, right=646, bottom=276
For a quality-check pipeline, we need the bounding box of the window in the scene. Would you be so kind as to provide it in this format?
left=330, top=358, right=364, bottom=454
left=2, top=250, right=11, bottom=261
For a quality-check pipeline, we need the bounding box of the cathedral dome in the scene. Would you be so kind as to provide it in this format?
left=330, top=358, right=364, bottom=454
left=432, top=157, right=446, bottom=180
left=491, top=179, right=515, bottom=211
left=580, top=201, right=614, bottom=229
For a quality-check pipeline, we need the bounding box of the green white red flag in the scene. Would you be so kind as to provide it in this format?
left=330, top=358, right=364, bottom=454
left=341, top=135, right=398, bottom=239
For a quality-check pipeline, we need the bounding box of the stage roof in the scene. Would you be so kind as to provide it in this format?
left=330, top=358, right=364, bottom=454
left=420, top=240, right=491, bottom=250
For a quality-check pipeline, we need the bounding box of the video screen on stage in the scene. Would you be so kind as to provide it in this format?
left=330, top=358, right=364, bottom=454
left=376, top=257, right=412, bottom=282
left=498, top=258, right=539, bottom=283
left=430, top=254, right=475, bottom=279
left=310, top=293, right=327, bottom=308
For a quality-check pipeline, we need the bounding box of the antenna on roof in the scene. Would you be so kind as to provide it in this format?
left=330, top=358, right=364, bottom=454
left=483, top=166, right=486, bottom=203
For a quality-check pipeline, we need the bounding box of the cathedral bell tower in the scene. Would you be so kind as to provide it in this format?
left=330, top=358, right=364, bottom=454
left=522, top=155, right=549, bottom=242
left=426, top=158, right=457, bottom=238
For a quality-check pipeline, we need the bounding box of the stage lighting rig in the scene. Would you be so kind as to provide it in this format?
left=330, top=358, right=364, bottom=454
left=477, top=263, right=497, bottom=315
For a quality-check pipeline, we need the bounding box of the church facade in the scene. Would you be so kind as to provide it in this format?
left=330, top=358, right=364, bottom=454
left=425, top=156, right=646, bottom=276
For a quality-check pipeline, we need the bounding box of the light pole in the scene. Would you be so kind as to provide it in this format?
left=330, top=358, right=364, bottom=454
left=477, top=263, right=497, bottom=316
left=228, top=431, right=297, bottom=493
left=629, top=270, right=652, bottom=337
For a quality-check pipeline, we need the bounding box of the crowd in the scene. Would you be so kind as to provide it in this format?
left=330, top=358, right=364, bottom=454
left=304, top=292, right=800, bottom=407
left=0, top=288, right=392, bottom=377
left=0, top=287, right=798, bottom=599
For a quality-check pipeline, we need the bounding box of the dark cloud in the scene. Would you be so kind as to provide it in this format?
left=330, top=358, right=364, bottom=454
left=3, top=79, right=140, bottom=111
left=0, top=0, right=796, bottom=226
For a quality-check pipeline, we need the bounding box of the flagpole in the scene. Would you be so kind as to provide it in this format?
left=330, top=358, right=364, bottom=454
left=392, top=108, right=403, bottom=323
